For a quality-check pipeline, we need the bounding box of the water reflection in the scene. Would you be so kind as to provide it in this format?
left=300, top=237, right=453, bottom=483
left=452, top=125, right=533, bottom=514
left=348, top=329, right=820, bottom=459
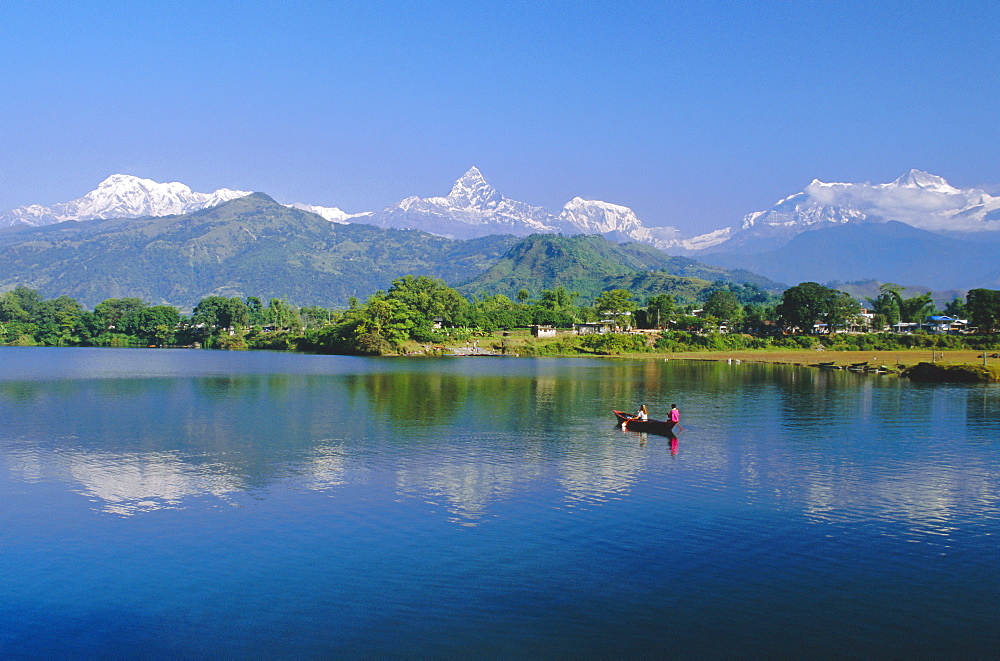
left=0, top=350, right=998, bottom=537
left=7, top=446, right=244, bottom=516
left=395, top=440, right=545, bottom=524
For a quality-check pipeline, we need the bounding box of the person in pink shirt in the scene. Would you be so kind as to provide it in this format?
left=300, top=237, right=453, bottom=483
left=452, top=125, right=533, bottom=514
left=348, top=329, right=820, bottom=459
left=669, top=404, right=680, bottom=424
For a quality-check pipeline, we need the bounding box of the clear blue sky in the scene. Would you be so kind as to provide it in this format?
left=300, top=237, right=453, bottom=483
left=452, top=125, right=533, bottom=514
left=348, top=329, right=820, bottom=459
left=1, top=0, right=996, bottom=234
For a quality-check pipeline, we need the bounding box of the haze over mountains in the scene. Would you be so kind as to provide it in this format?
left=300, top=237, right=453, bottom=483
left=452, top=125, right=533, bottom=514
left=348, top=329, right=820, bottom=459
left=2, top=168, right=998, bottom=292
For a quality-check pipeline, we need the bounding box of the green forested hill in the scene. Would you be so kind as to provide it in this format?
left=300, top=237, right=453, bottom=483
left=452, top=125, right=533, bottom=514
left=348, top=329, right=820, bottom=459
left=0, top=194, right=518, bottom=308
left=0, top=194, right=778, bottom=309
left=458, top=233, right=781, bottom=302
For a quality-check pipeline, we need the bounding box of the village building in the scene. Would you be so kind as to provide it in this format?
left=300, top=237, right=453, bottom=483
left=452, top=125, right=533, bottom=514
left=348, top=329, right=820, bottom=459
left=574, top=321, right=614, bottom=335
left=530, top=324, right=557, bottom=338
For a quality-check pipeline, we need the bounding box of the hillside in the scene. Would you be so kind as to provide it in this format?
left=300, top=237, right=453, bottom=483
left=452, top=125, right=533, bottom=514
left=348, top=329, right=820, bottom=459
left=458, top=234, right=781, bottom=302
left=0, top=194, right=783, bottom=309
left=0, top=194, right=517, bottom=308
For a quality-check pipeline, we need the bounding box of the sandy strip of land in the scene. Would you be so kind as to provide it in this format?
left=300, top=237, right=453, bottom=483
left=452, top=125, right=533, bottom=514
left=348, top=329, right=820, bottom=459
left=662, top=349, right=994, bottom=368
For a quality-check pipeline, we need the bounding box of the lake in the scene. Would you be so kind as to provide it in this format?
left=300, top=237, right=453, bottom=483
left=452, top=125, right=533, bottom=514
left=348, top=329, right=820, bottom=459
left=1, top=347, right=998, bottom=658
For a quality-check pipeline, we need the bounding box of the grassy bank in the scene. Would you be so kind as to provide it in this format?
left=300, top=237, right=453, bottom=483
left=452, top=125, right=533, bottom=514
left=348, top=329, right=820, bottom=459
left=658, top=349, right=992, bottom=369
left=415, top=331, right=1000, bottom=380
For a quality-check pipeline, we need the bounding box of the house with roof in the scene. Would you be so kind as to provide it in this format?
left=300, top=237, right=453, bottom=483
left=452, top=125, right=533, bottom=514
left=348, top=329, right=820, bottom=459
left=924, top=315, right=967, bottom=334
left=574, top=321, right=614, bottom=335
left=530, top=324, right=557, bottom=338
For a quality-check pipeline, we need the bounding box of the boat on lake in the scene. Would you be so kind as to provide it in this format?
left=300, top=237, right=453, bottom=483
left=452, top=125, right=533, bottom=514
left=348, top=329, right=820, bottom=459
left=613, top=409, right=677, bottom=436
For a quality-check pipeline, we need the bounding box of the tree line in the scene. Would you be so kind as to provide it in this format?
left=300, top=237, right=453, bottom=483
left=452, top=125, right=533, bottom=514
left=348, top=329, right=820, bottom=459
left=2, top=279, right=1000, bottom=355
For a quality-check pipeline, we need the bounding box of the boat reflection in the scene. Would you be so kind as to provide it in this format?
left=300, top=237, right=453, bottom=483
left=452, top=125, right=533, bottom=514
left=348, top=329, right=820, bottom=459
left=630, top=428, right=679, bottom=455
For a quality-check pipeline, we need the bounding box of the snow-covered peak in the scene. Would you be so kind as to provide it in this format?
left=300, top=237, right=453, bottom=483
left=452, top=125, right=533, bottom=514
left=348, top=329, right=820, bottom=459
left=679, top=227, right=733, bottom=251
left=80, top=174, right=249, bottom=218
left=888, top=169, right=960, bottom=194
left=0, top=175, right=251, bottom=228
left=287, top=202, right=373, bottom=224
left=717, top=170, right=1000, bottom=252
left=557, top=197, right=652, bottom=241
left=445, top=166, right=502, bottom=210
left=365, top=168, right=665, bottom=244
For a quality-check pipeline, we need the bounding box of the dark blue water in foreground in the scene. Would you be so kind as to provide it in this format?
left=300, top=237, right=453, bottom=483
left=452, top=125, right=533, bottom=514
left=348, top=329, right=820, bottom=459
left=1, top=347, right=998, bottom=658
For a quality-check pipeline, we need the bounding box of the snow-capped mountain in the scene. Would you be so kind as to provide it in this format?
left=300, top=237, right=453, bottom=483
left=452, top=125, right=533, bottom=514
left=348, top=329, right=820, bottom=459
left=555, top=197, right=654, bottom=243
left=0, top=175, right=251, bottom=228
left=367, top=166, right=670, bottom=243
left=681, top=169, right=1000, bottom=253
left=0, top=168, right=673, bottom=246
left=286, top=203, right=373, bottom=224
left=367, top=167, right=557, bottom=239
left=11, top=168, right=989, bottom=262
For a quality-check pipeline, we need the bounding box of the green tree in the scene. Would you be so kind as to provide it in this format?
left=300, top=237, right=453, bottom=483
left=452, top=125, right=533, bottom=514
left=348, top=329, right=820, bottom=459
left=355, top=295, right=412, bottom=347
left=471, top=294, right=528, bottom=332
left=37, top=295, right=84, bottom=346
left=123, top=305, right=180, bottom=345
left=245, top=296, right=265, bottom=325
left=742, top=303, right=776, bottom=333
left=777, top=282, right=860, bottom=332
left=93, top=297, right=147, bottom=331
left=776, top=282, right=830, bottom=331
left=0, top=287, right=35, bottom=322
left=866, top=284, right=902, bottom=326
left=192, top=296, right=239, bottom=334
left=944, top=296, right=967, bottom=318
left=966, top=288, right=1000, bottom=333
left=300, top=305, right=335, bottom=328
left=825, top=290, right=863, bottom=330
left=703, top=290, right=744, bottom=325
left=8, top=286, right=42, bottom=318
left=867, top=284, right=934, bottom=325
left=593, top=289, right=637, bottom=329
left=384, top=275, right=469, bottom=339
left=898, top=292, right=935, bottom=323
left=538, top=286, right=579, bottom=311
left=266, top=298, right=300, bottom=331
left=640, top=293, right=676, bottom=329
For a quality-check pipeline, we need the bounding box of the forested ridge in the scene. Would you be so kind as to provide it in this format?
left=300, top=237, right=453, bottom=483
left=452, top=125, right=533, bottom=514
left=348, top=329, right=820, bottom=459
left=0, top=194, right=776, bottom=309
left=4, top=277, right=1000, bottom=357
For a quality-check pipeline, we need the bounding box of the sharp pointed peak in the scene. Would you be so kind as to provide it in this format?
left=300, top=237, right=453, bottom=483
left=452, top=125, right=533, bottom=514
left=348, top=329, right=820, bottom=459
left=447, top=166, right=501, bottom=208
left=454, top=166, right=488, bottom=185
left=891, top=169, right=952, bottom=189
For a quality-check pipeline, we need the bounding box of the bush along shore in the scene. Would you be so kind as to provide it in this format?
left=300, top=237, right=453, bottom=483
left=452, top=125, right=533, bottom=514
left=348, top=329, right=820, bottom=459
left=901, top=362, right=1000, bottom=383
left=3, top=281, right=1000, bottom=382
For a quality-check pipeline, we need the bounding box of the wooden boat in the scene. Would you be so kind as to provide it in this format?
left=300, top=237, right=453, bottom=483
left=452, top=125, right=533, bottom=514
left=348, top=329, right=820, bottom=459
left=613, top=409, right=677, bottom=436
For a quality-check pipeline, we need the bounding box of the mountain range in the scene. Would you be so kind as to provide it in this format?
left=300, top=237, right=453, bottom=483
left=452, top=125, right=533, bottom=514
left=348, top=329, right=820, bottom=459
left=0, top=194, right=769, bottom=309
left=2, top=168, right=998, bottom=292
left=676, top=169, right=1000, bottom=254
left=0, top=175, right=251, bottom=227
left=0, top=167, right=658, bottom=245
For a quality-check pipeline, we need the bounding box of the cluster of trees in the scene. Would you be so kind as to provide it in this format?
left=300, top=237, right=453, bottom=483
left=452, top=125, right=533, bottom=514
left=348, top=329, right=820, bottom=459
left=966, top=289, right=1000, bottom=333
left=0, top=286, right=308, bottom=348
left=4, top=279, right=1000, bottom=356
left=776, top=282, right=984, bottom=334
left=775, top=282, right=863, bottom=332
left=0, top=278, right=769, bottom=353
left=864, top=284, right=936, bottom=327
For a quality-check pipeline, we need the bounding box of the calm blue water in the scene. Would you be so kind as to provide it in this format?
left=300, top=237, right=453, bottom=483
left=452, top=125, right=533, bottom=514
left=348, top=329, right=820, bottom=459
left=1, top=347, right=998, bottom=658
